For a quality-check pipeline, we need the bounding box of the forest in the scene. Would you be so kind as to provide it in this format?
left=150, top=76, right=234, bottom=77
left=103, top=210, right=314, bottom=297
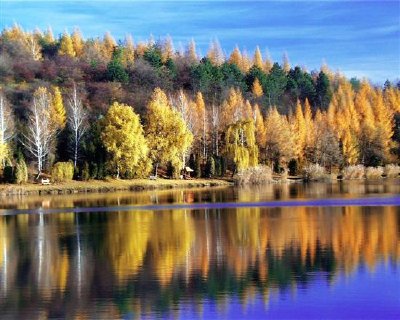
left=0, top=24, right=399, bottom=183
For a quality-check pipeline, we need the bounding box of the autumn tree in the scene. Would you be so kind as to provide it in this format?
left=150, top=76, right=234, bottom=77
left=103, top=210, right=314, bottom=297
left=253, top=46, right=263, bottom=69
left=122, top=34, right=135, bottom=68
left=0, top=92, right=14, bottom=167
left=67, top=84, right=88, bottom=167
left=102, top=102, right=149, bottom=178
left=264, top=107, right=295, bottom=170
left=58, top=31, right=75, bottom=57
left=253, top=103, right=266, bottom=147
left=146, top=88, right=193, bottom=177
left=102, top=31, right=116, bottom=61
left=22, top=87, right=56, bottom=174
left=207, top=39, right=224, bottom=66
left=282, top=52, right=290, bottom=73
left=50, top=86, right=66, bottom=131
left=252, top=78, right=263, bottom=98
left=229, top=46, right=242, bottom=68
left=71, top=28, right=84, bottom=57
left=225, top=120, right=258, bottom=171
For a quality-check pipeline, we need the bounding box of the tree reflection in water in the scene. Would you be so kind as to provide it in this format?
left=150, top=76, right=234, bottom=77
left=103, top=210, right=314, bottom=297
left=0, top=186, right=399, bottom=318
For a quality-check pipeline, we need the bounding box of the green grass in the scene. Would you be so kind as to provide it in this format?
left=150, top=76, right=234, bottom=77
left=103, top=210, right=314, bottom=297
left=0, top=178, right=233, bottom=196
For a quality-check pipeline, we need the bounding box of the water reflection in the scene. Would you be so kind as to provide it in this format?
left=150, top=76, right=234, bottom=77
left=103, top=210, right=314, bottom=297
left=0, top=202, right=399, bottom=318
left=1, top=180, right=400, bottom=211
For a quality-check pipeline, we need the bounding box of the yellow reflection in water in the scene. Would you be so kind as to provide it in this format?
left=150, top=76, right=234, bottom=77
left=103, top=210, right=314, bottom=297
left=0, top=202, right=399, bottom=318
left=107, top=211, right=153, bottom=282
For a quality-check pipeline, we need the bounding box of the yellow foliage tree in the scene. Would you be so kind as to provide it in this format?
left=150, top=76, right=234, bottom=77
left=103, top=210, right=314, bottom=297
left=195, top=92, right=207, bottom=158
left=102, top=31, right=116, bottom=61
left=293, top=100, right=306, bottom=163
left=186, top=38, right=198, bottom=62
left=282, top=52, right=291, bottom=73
left=342, top=129, right=359, bottom=165
left=240, top=50, right=252, bottom=73
left=71, top=28, right=84, bottom=57
left=146, top=88, right=193, bottom=177
left=264, top=50, right=273, bottom=74
left=253, top=46, right=263, bottom=69
left=102, top=102, right=150, bottom=178
left=58, top=31, right=75, bottom=57
left=207, top=39, right=224, bottom=66
left=372, top=89, right=394, bottom=163
left=264, top=107, right=295, bottom=169
left=253, top=104, right=266, bottom=147
left=122, top=34, right=135, bottom=68
left=225, top=119, right=258, bottom=171
left=162, top=35, right=175, bottom=63
left=229, top=46, right=242, bottom=68
left=252, top=78, right=263, bottom=98
left=50, top=86, right=66, bottom=130
left=221, top=88, right=250, bottom=127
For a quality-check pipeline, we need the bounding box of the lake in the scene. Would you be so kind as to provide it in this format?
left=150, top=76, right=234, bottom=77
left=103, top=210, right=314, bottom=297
left=0, top=181, right=399, bottom=319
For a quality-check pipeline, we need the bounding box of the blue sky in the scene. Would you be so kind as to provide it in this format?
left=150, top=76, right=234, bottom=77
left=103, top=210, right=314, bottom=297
left=1, top=1, right=399, bottom=82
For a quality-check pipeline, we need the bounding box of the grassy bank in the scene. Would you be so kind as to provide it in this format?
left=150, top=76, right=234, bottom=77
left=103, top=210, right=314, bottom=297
left=0, top=178, right=233, bottom=196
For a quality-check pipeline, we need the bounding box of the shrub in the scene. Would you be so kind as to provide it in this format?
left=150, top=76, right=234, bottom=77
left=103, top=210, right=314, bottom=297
left=302, top=163, right=329, bottom=181
left=365, top=166, right=384, bottom=180
left=81, top=162, right=90, bottom=181
left=2, top=165, right=14, bottom=183
left=90, top=162, right=98, bottom=179
left=384, top=164, right=400, bottom=178
left=205, top=157, right=215, bottom=177
left=342, top=165, right=365, bottom=180
left=51, top=161, right=74, bottom=182
left=233, top=165, right=273, bottom=185
left=15, top=157, right=28, bottom=184
left=195, top=156, right=202, bottom=178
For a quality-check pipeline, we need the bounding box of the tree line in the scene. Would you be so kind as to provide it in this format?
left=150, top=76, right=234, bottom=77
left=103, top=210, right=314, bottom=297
left=0, top=25, right=399, bottom=182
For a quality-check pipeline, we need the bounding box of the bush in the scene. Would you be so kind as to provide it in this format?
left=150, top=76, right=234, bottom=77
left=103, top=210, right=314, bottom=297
left=81, top=162, right=90, bottom=181
left=385, top=164, right=400, bottom=178
left=302, top=163, right=329, bottom=181
left=205, top=157, right=215, bottom=177
left=214, top=156, right=222, bottom=177
left=233, top=165, right=273, bottom=185
left=51, top=161, right=74, bottom=182
left=342, top=165, right=365, bottom=180
left=365, top=166, right=384, bottom=180
left=15, top=157, right=28, bottom=184
left=2, top=165, right=14, bottom=183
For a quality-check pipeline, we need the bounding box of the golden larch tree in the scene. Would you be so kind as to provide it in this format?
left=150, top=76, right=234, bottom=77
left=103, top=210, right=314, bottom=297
left=253, top=103, right=266, bottom=147
left=122, top=34, right=135, bottom=68
left=71, top=28, right=84, bottom=57
left=264, top=50, right=273, bottom=74
left=102, top=31, right=116, bottom=61
left=162, top=35, right=175, bottom=63
left=207, top=39, right=224, bottom=66
left=50, top=86, right=66, bottom=130
left=282, top=52, right=290, bottom=73
left=58, top=31, right=75, bottom=57
left=252, top=78, right=263, bottom=98
left=229, top=46, right=242, bottom=68
left=186, top=38, right=198, bottom=62
left=253, top=46, right=263, bottom=69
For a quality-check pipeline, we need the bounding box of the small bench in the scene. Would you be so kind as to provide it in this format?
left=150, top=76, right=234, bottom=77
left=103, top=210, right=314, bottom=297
left=41, top=178, right=51, bottom=185
left=149, top=175, right=158, bottom=180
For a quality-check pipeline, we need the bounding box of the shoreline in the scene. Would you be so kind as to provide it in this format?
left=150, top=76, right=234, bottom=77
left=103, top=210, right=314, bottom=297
left=0, top=178, right=234, bottom=196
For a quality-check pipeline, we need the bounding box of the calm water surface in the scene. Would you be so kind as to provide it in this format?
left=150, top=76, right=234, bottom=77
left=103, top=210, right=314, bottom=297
left=0, top=181, right=399, bottom=319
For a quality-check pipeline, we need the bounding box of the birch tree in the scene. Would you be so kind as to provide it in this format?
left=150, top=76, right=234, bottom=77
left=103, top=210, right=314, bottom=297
left=67, top=84, right=88, bottom=167
left=22, top=87, right=55, bottom=175
left=0, top=92, right=14, bottom=167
